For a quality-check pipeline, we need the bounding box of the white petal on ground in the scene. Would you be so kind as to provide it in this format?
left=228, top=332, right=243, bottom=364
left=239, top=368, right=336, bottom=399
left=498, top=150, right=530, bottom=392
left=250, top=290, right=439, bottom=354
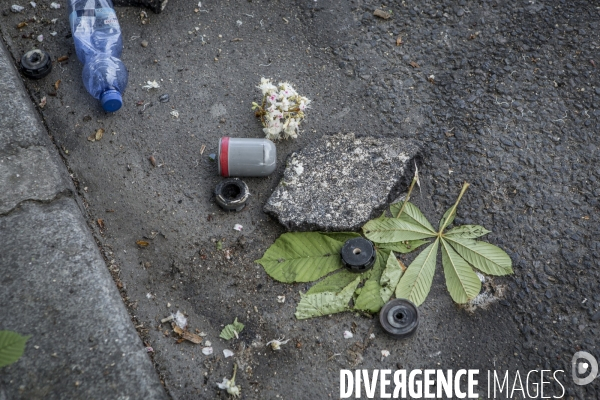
left=174, top=310, right=187, bottom=329
left=233, top=224, right=243, bottom=231
left=276, top=295, right=285, bottom=303
left=381, top=350, right=390, bottom=361
left=343, top=330, right=353, bottom=339
left=202, top=347, right=213, bottom=355
left=223, top=349, right=234, bottom=358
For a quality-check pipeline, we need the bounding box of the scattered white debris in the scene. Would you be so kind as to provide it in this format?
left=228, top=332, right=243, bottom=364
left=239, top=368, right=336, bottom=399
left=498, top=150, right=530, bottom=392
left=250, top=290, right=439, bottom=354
left=199, top=331, right=208, bottom=337
left=170, top=110, right=179, bottom=118
left=233, top=224, right=243, bottom=232
left=204, top=340, right=212, bottom=347
left=202, top=347, right=213, bottom=355
left=223, top=349, right=234, bottom=358
left=142, top=80, right=160, bottom=90
left=266, top=337, right=290, bottom=350
left=146, top=293, right=154, bottom=299
left=51, top=18, right=58, bottom=23
left=11, top=4, right=25, bottom=12
left=236, top=20, right=242, bottom=26
left=174, top=310, right=187, bottom=329
left=197, top=1, right=201, bottom=7
left=38, top=96, right=46, bottom=108
left=276, top=295, right=286, bottom=304
left=161, top=314, right=174, bottom=323
left=429, top=351, right=442, bottom=358
left=217, top=377, right=240, bottom=398
left=50, top=2, right=60, bottom=9
left=381, top=350, right=390, bottom=361
left=50, top=31, right=57, bottom=36
left=30, top=2, right=36, bottom=7
left=343, top=331, right=353, bottom=339
left=369, top=333, right=375, bottom=339
left=36, top=34, right=44, bottom=42
left=145, top=346, right=154, bottom=353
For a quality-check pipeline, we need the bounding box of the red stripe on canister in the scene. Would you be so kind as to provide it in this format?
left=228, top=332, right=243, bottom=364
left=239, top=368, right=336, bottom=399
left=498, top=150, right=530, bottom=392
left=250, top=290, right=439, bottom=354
left=219, top=136, right=230, bottom=177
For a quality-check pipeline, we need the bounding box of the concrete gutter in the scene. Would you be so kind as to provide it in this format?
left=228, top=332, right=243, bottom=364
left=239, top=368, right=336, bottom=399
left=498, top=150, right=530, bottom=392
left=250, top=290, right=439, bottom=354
left=0, top=39, right=168, bottom=400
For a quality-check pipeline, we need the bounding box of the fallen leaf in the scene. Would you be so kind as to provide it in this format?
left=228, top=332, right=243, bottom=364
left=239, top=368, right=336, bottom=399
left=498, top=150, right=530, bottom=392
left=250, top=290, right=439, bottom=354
left=409, top=61, right=419, bottom=68
left=136, top=240, right=150, bottom=247
left=149, top=156, right=156, bottom=167
left=95, top=128, right=104, bottom=141
left=54, top=79, right=61, bottom=90
left=373, top=9, right=391, bottom=19
left=219, top=318, right=244, bottom=340
left=57, top=55, right=69, bottom=62
left=97, top=219, right=105, bottom=229
left=396, top=36, right=403, bottom=46
left=230, top=38, right=243, bottom=42
left=17, top=22, right=27, bottom=29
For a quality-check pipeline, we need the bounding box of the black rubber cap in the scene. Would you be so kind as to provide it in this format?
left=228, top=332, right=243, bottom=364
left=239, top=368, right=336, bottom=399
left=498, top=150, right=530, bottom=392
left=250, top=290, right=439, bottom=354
left=214, top=178, right=249, bottom=212
left=21, top=49, right=52, bottom=80
left=379, top=298, right=419, bottom=339
left=341, top=237, right=376, bottom=272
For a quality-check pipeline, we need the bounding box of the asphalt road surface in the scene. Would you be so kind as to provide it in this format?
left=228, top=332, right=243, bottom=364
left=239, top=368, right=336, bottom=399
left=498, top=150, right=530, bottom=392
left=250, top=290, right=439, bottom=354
left=1, top=0, right=599, bottom=398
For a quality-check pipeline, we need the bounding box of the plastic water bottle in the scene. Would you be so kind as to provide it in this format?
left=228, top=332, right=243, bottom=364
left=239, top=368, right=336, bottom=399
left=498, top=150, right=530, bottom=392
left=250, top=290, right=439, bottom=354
left=68, top=0, right=128, bottom=112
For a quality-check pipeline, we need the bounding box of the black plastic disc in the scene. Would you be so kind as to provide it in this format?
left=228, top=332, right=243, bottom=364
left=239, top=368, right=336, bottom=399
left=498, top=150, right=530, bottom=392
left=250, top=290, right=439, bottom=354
left=379, top=298, right=419, bottom=338
left=21, top=49, right=52, bottom=80
left=341, top=237, right=376, bottom=272
left=214, top=178, right=249, bottom=212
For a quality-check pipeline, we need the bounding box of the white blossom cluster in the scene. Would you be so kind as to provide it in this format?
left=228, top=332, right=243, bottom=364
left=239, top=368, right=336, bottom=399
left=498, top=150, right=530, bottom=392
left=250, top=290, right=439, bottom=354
left=252, top=78, right=310, bottom=140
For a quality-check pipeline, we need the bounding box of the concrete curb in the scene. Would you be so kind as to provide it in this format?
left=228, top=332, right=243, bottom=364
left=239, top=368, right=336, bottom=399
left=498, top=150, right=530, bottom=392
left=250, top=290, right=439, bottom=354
left=0, top=39, right=168, bottom=400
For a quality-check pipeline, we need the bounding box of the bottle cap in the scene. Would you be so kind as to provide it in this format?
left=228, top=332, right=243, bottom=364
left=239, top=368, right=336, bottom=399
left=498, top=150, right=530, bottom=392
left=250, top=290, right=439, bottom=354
left=20, top=49, right=52, bottom=80
left=341, top=237, right=376, bottom=272
left=379, top=298, right=419, bottom=339
left=101, top=90, right=123, bottom=112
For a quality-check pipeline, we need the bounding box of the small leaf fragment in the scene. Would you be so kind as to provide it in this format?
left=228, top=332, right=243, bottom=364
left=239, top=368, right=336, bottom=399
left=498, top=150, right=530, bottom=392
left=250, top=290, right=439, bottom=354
left=57, top=55, right=68, bottom=62
left=362, top=218, right=436, bottom=244
left=409, top=61, right=419, bottom=68
left=307, top=270, right=361, bottom=295
left=390, top=201, right=436, bottom=233
left=295, top=277, right=360, bottom=319
left=444, top=225, right=490, bottom=239
left=219, top=318, right=244, bottom=340
left=395, top=239, right=439, bottom=306
left=380, top=252, right=404, bottom=303
left=444, top=236, right=513, bottom=276
left=96, top=218, right=105, bottom=229
left=440, top=238, right=482, bottom=303
left=136, top=240, right=149, bottom=247
left=354, top=250, right=390, bottom=313
left=378, top=239, right=428, bottom=253
left=94, top=128, right=104, bottom=141
left=256, top=232, right=345, bottom=283
left=54, top=79, right=61, bottom=91
left=0, top=331, right=30, bottom=368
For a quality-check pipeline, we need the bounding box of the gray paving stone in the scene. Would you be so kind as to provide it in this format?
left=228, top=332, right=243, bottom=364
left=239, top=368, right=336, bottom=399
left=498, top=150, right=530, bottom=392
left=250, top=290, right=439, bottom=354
left=264, top=133, right=420, bottom=231
left=0, top=146, right=70, bottom=214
